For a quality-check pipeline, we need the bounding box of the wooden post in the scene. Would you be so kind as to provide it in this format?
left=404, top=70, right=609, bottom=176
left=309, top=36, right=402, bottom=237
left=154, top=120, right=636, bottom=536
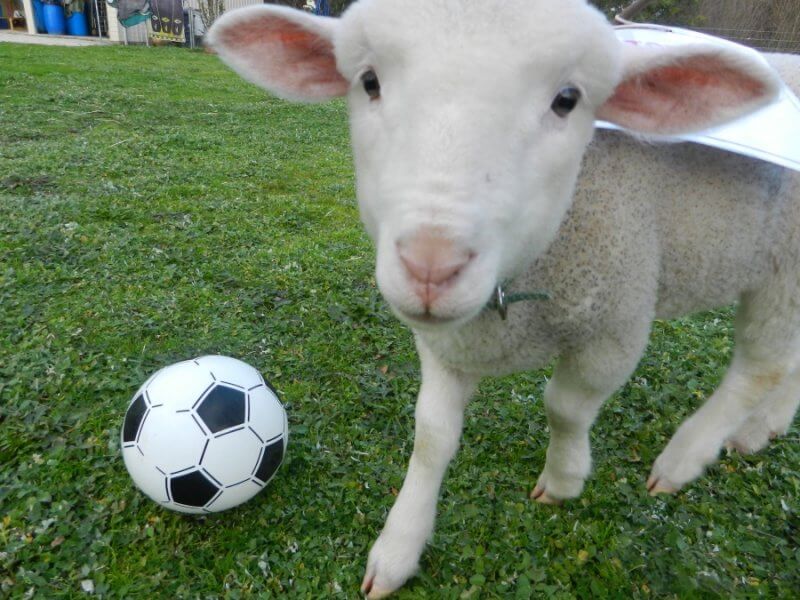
left=20, top=0, right=38, bottom=33
left=107, top=5, right=122, bottom=42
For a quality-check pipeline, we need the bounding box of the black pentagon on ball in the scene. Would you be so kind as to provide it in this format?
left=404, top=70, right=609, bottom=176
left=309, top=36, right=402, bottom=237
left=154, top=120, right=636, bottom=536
left=170, top=470, right=220, bottom=507
left=254, top=439, right=284, bottom=484
left=196, top=384, right=246, bottom=434
left=122, top=394, right=148, bottom=443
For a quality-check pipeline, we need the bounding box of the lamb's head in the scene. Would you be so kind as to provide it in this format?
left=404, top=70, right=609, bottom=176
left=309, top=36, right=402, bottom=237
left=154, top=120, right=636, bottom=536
left=209, top=0, right=780, bottom=330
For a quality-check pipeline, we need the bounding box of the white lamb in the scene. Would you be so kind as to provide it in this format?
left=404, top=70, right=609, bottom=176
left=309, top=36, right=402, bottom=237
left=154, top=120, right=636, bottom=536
left=207, top=1, right=800, bottom=597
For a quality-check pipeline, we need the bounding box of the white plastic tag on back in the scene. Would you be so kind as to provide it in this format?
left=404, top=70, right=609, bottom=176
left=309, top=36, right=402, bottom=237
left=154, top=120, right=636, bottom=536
left=596, top=24, right=800, bottom=173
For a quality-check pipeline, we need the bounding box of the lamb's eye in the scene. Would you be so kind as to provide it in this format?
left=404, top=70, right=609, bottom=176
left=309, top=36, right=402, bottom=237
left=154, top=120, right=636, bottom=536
left=551, top=87, right=581, bottom=117
left=361, top=69, right=381, bottom=100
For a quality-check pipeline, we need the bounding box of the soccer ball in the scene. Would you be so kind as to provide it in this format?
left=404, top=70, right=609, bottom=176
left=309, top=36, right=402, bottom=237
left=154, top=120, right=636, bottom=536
left=121, top=355, right=287, bottom=514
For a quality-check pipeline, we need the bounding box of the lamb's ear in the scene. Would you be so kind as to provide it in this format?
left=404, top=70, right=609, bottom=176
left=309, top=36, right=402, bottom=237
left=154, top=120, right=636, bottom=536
left=596, top=43, right=781, bottom=135
left=207, top=5, right=348, bottom=102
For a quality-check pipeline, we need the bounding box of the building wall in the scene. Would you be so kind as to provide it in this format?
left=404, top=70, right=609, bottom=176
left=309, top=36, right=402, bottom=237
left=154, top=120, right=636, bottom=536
left=108, top=0, right=264, bottom=43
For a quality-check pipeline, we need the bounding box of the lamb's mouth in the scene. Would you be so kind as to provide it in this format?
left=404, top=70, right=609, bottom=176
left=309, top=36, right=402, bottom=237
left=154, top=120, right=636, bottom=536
left=399, top=284, right=553, bottom=326
left=398, top=296, right=500, bottom=328
left=396, top=285, right=513, bottom=327
left=399, top=311, right=461, bottom=327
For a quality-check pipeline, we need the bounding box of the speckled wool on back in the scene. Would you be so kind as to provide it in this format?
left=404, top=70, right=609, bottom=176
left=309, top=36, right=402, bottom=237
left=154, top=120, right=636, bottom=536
left=208, top=1, right=800, bottom=596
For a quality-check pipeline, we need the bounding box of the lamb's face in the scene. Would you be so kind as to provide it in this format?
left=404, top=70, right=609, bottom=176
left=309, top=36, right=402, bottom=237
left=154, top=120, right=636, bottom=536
left=335, top=0, right=621, bottom=329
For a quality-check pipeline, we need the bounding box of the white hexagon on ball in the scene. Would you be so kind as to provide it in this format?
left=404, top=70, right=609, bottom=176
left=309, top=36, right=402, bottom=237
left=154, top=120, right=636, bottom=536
left=195, top=355, right=265, bottom=391
left=146, top=360, right=217, bottom=411
left=248, top=385, right=286, bottom=444
left=121, top=355, right=288, bottom=514
left=201, top=428, right=263, bottom=487
left=138, top=409, right=209, bottom=474
left=120, top=446, right=169, bottom=504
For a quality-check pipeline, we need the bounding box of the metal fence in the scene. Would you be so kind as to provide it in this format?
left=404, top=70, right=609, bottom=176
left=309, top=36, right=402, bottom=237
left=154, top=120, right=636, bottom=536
left=693, top=27, right=800, bottom=53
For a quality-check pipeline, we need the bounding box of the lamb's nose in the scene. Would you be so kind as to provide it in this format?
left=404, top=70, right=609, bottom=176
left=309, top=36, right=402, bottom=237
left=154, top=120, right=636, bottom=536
left=397, top=230, right=474, bottom=307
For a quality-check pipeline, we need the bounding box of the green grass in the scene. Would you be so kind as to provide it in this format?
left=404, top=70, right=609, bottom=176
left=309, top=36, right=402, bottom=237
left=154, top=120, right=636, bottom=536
left=1, top=43, right=798, bottom=599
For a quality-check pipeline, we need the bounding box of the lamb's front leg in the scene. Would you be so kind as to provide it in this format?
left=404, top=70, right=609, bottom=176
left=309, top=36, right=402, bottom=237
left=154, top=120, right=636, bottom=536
left=362, top=343, right=478, bottom=599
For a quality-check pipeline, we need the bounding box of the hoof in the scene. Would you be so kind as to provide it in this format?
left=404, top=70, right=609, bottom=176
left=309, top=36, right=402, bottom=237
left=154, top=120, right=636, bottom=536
left=724, top=429, right=781, bottom=455
left=361, top=532, right=420, bottom=599
left=361, top=577, right=392, bottom=600
left=724, top=439, right=755, bottom=455
left=646, top=474, right=678, bottom=496
left=530, top=485, right=563, bottom=506
left=361, top=574, right=394, bottom=599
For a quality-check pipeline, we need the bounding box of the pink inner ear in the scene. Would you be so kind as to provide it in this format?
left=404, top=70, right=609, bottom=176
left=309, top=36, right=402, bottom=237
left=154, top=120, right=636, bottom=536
left=598, top=55, right=770, bottom=134
left=214, top=14, right=348, bottom=100
left=270, top=22, right=347, bottom=93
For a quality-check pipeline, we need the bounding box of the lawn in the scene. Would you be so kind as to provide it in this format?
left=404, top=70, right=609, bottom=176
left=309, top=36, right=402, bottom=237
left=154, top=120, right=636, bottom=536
left=1, top=43, right=798, bottom=599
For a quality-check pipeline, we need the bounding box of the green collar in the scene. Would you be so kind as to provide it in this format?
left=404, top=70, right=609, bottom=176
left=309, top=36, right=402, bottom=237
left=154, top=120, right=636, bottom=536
left=488, top=284, right=551, bottom=320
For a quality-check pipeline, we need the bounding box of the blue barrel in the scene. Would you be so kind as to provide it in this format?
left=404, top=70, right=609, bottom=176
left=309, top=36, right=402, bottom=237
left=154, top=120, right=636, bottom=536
left=43, top=3, right=66, bottom=35
left=66, top=10, right=88, bottom=35
left=33, top=0, right=47, bottom=32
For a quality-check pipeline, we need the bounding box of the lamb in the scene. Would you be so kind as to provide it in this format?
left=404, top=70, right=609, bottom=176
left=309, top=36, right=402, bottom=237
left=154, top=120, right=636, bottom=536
left=207, top=1, right=800, bottom=597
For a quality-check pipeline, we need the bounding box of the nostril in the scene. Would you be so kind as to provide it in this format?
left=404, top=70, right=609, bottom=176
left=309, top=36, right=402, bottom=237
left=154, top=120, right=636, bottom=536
left=397, top=232, right=474, bottom=287
left=400, top=253, right=467, bottom=285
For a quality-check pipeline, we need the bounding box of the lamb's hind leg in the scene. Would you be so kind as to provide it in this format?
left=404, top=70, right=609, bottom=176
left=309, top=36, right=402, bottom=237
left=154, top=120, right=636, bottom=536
left=649, top=292, right=800, bottom=495
left=726, top=367, right=800, bottom=454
